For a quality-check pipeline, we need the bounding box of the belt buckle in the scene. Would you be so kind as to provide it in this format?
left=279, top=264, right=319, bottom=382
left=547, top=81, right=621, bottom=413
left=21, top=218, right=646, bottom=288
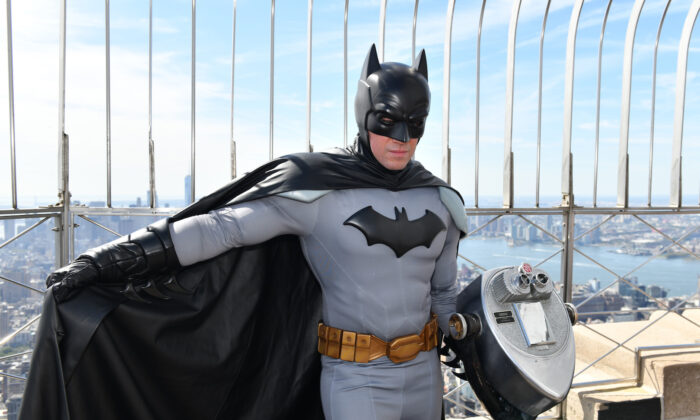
left=387, top=334, right=423, bottom=363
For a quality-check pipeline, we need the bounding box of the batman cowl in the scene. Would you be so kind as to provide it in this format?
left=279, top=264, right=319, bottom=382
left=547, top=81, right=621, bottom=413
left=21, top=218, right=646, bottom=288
left=354, top=44, right=431, bottom=165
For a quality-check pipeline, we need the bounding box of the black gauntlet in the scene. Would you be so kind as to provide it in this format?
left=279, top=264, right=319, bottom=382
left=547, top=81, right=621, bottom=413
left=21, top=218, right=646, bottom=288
left=47, top=219, right=184, bottom=302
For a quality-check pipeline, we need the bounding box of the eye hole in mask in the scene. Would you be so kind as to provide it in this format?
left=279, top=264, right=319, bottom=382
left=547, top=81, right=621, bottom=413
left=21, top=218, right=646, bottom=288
left=379, top=114, right=395, bottom=126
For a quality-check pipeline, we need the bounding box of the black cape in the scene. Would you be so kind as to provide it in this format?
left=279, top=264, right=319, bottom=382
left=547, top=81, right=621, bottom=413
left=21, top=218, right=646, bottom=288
left=20, top=148, right=458, bottom=420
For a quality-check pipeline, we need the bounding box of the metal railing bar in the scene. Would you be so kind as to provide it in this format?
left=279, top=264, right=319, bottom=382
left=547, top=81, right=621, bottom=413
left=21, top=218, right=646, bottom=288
left=77, top=214, right=122, bottom=237
left=459, top=206, right=700, bottom=216
left=0, top=274, right=45, bottom=295
left=517, top=214, right=563, bottom=244
left=343, top=0, right=348, bottom=148
left=534, top=248, right=562, bottom=268
left=72, top=207, right=178, bottom=217
left=6, top=0, right=17, bottom=209
left=633, top=214, right=699, bottom=260
left=0, top=208, right=61, bottom=218
left=378, top=0, right=386, bottom=62
left=464, top=208, right=569, bottom=216
left=0, top=216, right=50, bottom=250
left=269, top=0, right=275, bottom=161
left=231, top=0, right=237, bottom=179
left=574, top=213, right=617, bottom=242
left=106, top=0, right=112, bottom=208
left=503, top=0, right=522, bottom=208
left=467, top=214, right=502, bottom=236
left=572, top=377, right=637, bottom=389
left=0, top=314, right=42, bottom=346
left=70, top=213, right=75, bottom=261
left=148, top=0, right=155, bottom=208
left=442, top=0, right=456, bottom=184
left=574, top=297, right=692, bottom=378
left=58, top=0, right=70, bottom=267
left=562, top=0, right=585, bottom=202
left=578, top=307, right=683, bottom=317
left=0, top=350, right=32, bottom=361
left=305, top=0, right=313, bottom=153
left=617, top=0, right=645, bottom=208
left=578, top=321, right=636, bottom=353
left=670, top=0, right=700, bottom=207
left=594, top=0, right=613, bottom=208
left=190, top=0, right=196, bottom=203
left=412, top=0, right=419, bottom=60
left=475, top=0, right=486, bottom=207
left=457, top=253, right=486, bottom=271
left=0, top=371, right=26, bottom=381
left=442, top=379, right=469, bottom=399
left=649, top=1, right=672, bottom=207
left=536, top=0, right=551, bottom=208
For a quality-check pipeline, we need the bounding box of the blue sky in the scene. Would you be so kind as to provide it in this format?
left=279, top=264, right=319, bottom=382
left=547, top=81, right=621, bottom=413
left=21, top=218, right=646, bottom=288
left=0, top=0, right=698, bottom=209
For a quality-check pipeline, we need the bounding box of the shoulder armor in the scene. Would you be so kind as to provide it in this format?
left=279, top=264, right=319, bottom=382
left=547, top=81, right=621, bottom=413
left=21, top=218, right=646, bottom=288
left=439, top=187, right=467, bottom=236
left=275, top=189, right=332, bottom=203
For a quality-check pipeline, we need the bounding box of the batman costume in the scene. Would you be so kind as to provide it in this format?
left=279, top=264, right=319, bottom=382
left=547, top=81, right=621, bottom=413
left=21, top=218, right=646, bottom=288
left=19, top=45, right=467, bottom=420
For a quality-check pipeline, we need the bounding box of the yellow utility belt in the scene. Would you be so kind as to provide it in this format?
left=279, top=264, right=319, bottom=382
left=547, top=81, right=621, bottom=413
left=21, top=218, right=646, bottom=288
left=317, top=314, right=438, bottom=364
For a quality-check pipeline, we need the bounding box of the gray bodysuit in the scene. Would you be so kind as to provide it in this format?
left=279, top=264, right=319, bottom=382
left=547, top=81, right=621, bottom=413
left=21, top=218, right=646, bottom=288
left=169, top=187, right=462, bottom=420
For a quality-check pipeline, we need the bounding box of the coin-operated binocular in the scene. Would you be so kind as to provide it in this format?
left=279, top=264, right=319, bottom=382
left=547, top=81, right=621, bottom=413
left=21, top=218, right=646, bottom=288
left=444, top=263, right=577, bottom=419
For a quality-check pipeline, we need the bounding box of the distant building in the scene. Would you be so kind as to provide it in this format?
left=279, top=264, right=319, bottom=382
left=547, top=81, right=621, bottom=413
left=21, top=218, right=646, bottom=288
left=2, top=220, right=15, bottom=242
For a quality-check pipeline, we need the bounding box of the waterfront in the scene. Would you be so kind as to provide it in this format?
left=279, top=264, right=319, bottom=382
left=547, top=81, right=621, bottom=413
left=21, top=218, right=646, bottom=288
left=459, top=238, right=700, bottom=298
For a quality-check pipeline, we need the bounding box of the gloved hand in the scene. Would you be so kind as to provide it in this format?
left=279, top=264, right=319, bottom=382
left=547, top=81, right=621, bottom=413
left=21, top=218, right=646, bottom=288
left=46, top=257, right=100, bottom=302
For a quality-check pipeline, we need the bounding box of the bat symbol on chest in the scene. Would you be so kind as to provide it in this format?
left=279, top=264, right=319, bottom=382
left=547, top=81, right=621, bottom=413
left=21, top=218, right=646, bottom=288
left=343, top=206, right=447, bottom=258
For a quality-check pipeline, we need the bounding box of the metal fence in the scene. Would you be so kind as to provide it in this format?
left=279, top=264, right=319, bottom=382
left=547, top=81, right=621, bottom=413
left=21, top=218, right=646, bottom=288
left=1, top=1, right=700, bottom=418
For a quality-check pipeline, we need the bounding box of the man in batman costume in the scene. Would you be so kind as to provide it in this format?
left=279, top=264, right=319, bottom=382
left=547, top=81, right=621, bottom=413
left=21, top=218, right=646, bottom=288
left=20, top=45, right=467, bottom=420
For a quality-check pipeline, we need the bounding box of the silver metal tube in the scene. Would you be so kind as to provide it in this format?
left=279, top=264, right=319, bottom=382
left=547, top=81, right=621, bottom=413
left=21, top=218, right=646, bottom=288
left=58, top=0, right=70, bottom=266
left=231, top=0, right=237, bottom=178
left=475, top=0, right=486, bottom=207
left=0, top=371, right=25, bottom=381
left=378, top=0, right=387, bottom=62
left=562, top=0, right=585, bottom=204
left=343, top=0, right=348, bottom=148
left=0, top=350, right=32, bottom=361
left=0, top=217, right=49, bottom=250
left=412, top=0, right=419, bottom=60
left=670, top=0, right=700, bottom=207
left=6, top=0, right=17, bottom=209
left=269, top=0, right=275, bottom=160
left=148, top=0, right=155, bottom=208
left=536, top=0, right=551, bottom=208
left=0, top=275, right=45, bottom=295
left=441, top=0, right=456, bottom=184
left=306, top=0, right=313, bottom=153
left=0, top=315, right=41, bottom=346
left=594, top=0, right=612, bottom=208
left=106, top=0, right=112, bottom=208
left=190, top=0, right=196, bottom=203
left=618, top=0, right=646, bottom=208
left=503, top=0, right=522, bottom=208
left=77, top=214, right=122, bottom=237
left=649, top=1, right=672, bottom=206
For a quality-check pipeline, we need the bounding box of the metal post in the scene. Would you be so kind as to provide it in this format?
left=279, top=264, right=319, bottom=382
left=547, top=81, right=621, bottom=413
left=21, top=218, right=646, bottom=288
left=148, top=0, right=156, bottom=207
left=594, top=0, right=613, bottom=208
left=58, top=0, right=70, bottom=266
left=649, top=1, right=672, bottom=207
left=106, top=0, right=112, bottom=207
left=412, top=0, right=419, bottom=60
left=617, top=0, right=645, bottom=208
left=442, top=0, right=456, bottom=184
left=231, top=0, right=237, bottom=178
left=562, top=0, right=584, bottom=206
left=378, top=0, right=387, bottom=62
left=670, top=0, right=700, bottom=207
left=343, top=0, right=348, bottom=148
left=475, top=0, right=485, bottom=207
left=269, top=0, right=275, bottom=160
left=306, top=0, right=313, bottom=153
left=536, top=1, right=551, bottom=208
left=503, top=0, right=522, bottom=208
left=190, top=0, right=196, bottom=204
left=6, top=0, right=17, bottom=209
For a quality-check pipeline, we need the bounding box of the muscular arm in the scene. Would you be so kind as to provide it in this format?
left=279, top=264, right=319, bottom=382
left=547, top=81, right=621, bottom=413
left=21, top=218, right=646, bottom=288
left=430, top=219, right=460, bottom=333
left=170, top=195, right=318, bottom=266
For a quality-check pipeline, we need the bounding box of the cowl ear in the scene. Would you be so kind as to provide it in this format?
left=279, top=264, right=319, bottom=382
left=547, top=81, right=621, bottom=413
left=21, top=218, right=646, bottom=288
left=361, top=44, right=382, bottom=81
left=413, top=49, right=428, bottom=80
